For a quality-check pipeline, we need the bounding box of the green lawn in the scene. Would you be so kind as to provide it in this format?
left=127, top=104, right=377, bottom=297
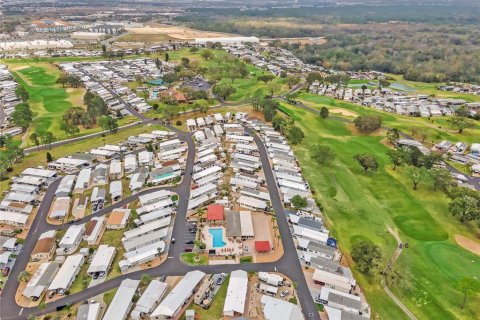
left=103, top=288, right=117, bottom=306
left=11, top=64, right=87, bottom=141
left=181, top=274, right=230, bottom=320
left=102, top=229, right=126, bottom=280
left=279, top=103, right=480, bottom=320
left=180, top=253, right=208, bottom=266
left=295, top=91, right=480, bottom=145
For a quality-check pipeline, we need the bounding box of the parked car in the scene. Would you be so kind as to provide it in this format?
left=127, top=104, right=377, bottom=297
left=185, top=240, right=194, bottom=245
left=280, top=290, right=289, bottom=298
left=184, top=246, right=193, bottom=252
left=2, top=267, right=10, bottom=276
left=216, top=273, right=227, bottom=285
left=282, top=281, right=291, bottom=287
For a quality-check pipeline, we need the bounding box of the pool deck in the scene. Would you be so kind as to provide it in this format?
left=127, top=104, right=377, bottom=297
left=201, top=225, right=243, bottom=256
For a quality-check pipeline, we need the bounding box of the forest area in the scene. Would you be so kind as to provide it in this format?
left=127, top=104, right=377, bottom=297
left=177, top=4, right=480, bottom=83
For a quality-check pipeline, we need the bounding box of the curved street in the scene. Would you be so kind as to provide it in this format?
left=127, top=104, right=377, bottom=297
left=0, top=122, right=321, bottom=320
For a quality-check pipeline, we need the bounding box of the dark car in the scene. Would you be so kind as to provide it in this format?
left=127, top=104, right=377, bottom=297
left=2, top=267, right=10, bottom=276
left=185, top=240, right=194, bottom=245
left=184, top=246, right=193, bottom=252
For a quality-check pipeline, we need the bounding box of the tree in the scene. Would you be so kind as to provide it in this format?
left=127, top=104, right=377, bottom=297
left=354, top=115, right=382, bottom=133
left=257, top=74, right=275, bottom=83
left=155, top=58, right=162, bottom=70
left=354, top=153, right=379, bottom=173
left=320, top=107, right=329, bottom=119
left=272, top=114, right=286, bottom=132
left=454, top=277, right=480, bottom=309
left=449, top=195, right=480, bottom=223
left=361, top=84, right=368, bottom=99
left=291, top=195, right=308, bottom=210
left=162, top=72, right=177, bottom=84
left=141, top=274, right=152, bottom=285
left=351, top=241, right=383, bottom=274
left=286, top=125, right=305, bottom=145
left=17, top=271, right=31, bottom=282
left=200, top=50, right=214, bottom=60
left=29, top=132, right=40, bottom=148
left=428, top=167, right=453, bottom=191
left=11, top=103, right=33, bottom=130
left=386, top=128, right=400, bottom=145
left=212, top=83, right=236, bottom=101
left=15, top=86, right=29, bottom=102
left=386, top=149, right=406, bottom=170
left=286, top=76, right=300, bottom=89
left=261, top=98, right=278, bottom=122
left=164, top=52, right=169, bottom=62
left=306, top=72, right=323, bottom=85
left=46, top=152, right=53, bottom=162
left=311, top=144, right=336, bottom=165
left=406, top=166, right=429, bottom=190
left=190, top=47, right=199, bottom=54
left=447, top=116, right=474, bottom=133
left=99, top=115, right=118, bottom=134
left=181, top=57, right=190, bottom=68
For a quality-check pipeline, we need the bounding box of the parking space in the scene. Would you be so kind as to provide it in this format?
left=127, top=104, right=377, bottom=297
left=181, top=222, right=197, bottom=249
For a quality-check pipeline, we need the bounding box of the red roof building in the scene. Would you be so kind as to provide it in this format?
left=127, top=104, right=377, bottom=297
left=207, top=204, right=225, bottom=221
left=255, top=241, right=271, bottom=253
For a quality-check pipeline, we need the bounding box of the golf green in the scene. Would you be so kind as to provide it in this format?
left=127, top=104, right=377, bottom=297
left=280, top=103, right=480, bottom=320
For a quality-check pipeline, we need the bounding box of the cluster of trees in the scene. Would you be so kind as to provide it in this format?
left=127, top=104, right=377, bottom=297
left=56, top=75, right=82, bottom=88
left=29, top=130, right=56, bottom=150
left=11, top=102, right=33, bottom=131
left=0, top=136, right=23, bottom=180
left=61, top=91, right=111, bottom=136
left=212, top=83, right=236, bottom=101
left=354, top=115, right=383, bottom=133
left=447, top=107, right=476, bottom=133
left=446, top=187, right=480, bottom=224
left=271, top=114, right=305, bottom=145
left=351, top=240, right=383, bottom=274
left=251, top=96, right=279, bottom=122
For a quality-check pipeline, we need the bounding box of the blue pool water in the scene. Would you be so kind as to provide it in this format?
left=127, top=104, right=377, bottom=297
left=209, top=228, right=226, bottom=248
left=146, top=78, right=164, bottom=85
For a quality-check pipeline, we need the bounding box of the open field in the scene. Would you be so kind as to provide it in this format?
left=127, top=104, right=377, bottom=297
left=279, top=102, right=480, bottom=320
left=294, top=91, right=480, bottom=145
left=125, top=23, right=236, bottom=41
left=115, top=33, right=177, bottom=43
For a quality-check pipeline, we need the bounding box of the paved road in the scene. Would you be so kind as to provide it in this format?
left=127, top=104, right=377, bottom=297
left=1, top=123, right=320, bottom=320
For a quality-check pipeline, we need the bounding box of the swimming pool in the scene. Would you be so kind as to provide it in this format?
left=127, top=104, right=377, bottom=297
left=209, top=228, right=226, bottom=248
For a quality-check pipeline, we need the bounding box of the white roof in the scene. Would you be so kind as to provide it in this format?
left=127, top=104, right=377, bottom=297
left=48, top=254, right=84, bottom=291
left=159, top=138, right=180, bottom=148
left=74, top=168, right=92, bottom=190
left=109, top=159, right=122, bottom=174
left=131, top=280, right=167, bottom=318
left=123, top=217, right=171, bottom=240
left=59, top=224, right=85, bottom=247
left=22, top=168, right=56, bottom=178
left=313, top=269, right=356, bottom=292
left=0, top=210, right=29, bottom=225
left=190, top=183, right=217, bottom=199
left=87, top=245, right=115, bottom=274
left=122, top=240, right=165, bottom=266
left=151, top=270, right=205, bottom=317
left=238, top=195, right=267, bottom=210
left=102, top=279, right=140, bottom=320
left=293, top=225, right=329, bottom=243
left=138, top=190, right=172, bottom=205
left=186, top=119, right=196, bottom=127
left=261, top=295, right=304, bottom=320
left=223, top=270, right=248, bottom=315
left=109, top=180, right=122, bottom=197
left=192, top=165, right=222, bottom=181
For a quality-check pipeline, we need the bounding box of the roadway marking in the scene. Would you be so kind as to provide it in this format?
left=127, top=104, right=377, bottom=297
left=19, top=308, right=24, bottom=315
left=168, top=256, right=174, bottom=259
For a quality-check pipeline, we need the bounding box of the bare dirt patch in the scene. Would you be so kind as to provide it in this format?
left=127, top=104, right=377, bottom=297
left=330, top=108, right=357, bottom=117
left=454, top=234, right=480, bottom=256
left=125, top=23, right=237, bottom=41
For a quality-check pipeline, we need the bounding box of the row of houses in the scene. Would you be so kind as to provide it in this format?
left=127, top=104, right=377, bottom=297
left=0, top=64, right=21, bottom=133
left=309, top=81, right=478, bottom=118
left=251, top=120, right=371, bottom=319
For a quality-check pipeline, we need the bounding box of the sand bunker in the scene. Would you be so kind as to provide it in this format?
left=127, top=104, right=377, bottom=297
left=454, top=234, right=480, bottom=256
left=330, top=108, right=357, bottom=117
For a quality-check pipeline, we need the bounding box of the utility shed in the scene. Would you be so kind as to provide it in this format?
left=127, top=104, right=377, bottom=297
left=102, top=279, right=140, bottom=320
left=223, top=270, right=248, bottom=317
left=131, top=280, right=167, bottom=320
left=150, top=270, right=205, bottom=319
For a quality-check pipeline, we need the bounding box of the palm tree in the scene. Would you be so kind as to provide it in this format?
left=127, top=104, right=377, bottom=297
left=361, top=84, right=368, bottom=100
